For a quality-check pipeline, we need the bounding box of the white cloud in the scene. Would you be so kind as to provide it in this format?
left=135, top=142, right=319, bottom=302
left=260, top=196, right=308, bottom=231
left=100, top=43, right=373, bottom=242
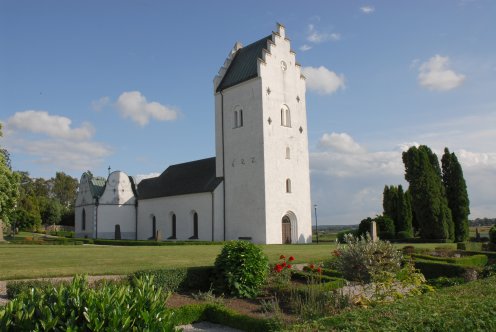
left=115, top=91, right=178, bottom=126
left=418, top=55, right=465, bottom=91
left=360, top=6, right=375, bottom=14
left=302, top=66, right=345, bottom=94
left=3, top=111, right=111, bottom=172
left=307, top=24, right=341, bottom=44
left=134, top=172, right=161, bottom=184
left=300, top=44, right=312, bottom=52
left=319, top=132, right=365, bottom=154
left=91, top=96, right=110, bottom=112
left=6, top=110, right=94, bottom=140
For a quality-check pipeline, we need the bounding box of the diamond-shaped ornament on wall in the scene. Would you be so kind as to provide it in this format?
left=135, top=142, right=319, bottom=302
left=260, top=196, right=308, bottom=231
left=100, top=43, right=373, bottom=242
left=299, top=126, right=303, bottom=133
left=268, top=117, right=272, bottom=124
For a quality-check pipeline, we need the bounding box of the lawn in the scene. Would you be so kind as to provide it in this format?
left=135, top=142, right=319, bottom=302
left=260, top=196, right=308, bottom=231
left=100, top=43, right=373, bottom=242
left=0, top=243, right=336, bottom=280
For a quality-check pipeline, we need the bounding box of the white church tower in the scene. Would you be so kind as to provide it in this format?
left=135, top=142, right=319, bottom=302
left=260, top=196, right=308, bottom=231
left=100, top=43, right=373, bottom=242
left=214, top=23, right=312, bottom=244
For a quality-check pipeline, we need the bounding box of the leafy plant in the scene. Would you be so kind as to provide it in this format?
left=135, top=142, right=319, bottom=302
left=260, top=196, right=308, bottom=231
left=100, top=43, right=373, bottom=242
left=333, top=234, right=402, bottom=282
left=270, top=255, right=295, bottom=289
left=213, top=240, right=269, bottom=298
left=0, top=275, right=175, bottom=331
left=490, top=225, right=496, bottom=244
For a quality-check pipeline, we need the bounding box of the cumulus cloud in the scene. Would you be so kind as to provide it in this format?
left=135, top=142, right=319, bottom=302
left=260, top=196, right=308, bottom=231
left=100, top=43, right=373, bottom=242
left=418, top=55, right=465, bottom=91
left=360, top=6, right=375, bottom=14
left=115, top=91, right=178, bottom=126
left=6, top=110, right=94, bottom=140
left=3, top=110, right=111, bottom=172
left=319, top=132, right=365, bottom=154
left=302, top=66, right=345, bottom=94
left=91, top=96, right=110, bottom=112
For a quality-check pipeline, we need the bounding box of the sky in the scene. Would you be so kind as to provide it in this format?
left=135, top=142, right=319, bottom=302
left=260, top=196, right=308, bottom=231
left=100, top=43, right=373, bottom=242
left=1, top=0, right=495, bottom=225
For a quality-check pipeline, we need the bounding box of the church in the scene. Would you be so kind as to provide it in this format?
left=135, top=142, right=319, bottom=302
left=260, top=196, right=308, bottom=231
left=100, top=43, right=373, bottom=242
left=75, top=24, right=312, bottom=244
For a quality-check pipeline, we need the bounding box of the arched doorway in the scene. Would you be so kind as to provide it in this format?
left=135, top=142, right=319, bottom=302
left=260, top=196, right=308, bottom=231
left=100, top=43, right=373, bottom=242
left=282, top=216, right=291, bottom=244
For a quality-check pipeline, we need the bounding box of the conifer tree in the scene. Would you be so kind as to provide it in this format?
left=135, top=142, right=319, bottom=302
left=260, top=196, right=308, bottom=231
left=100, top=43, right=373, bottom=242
left=442, top=148, right=470, bottom=242
left=402, top=145, right=454, bottom=240
left=396, top=185, right=413, bottom=237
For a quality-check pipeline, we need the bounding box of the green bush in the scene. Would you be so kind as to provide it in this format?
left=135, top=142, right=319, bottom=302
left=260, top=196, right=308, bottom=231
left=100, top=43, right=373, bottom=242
left=213, top=240, right=269, bottom=298
left=336, top=229, right=356, bottom=243
left=0, top=275, right=174, bottom=331
left=375, top=215, right=395, bottom=240
left=396, top=231, right=412, bottom=240
left=427, top=276, right=466, bottom=288
left=129, top=266, right=214, bottom=293
left=490, top=225, right=496, bottom=244
left=334, top=234, right=402, bottom=282
left=6, top=280, right=58, bottom=299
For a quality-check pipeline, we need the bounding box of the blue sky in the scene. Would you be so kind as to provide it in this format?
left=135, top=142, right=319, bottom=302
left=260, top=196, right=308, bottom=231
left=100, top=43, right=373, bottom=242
left=1, top=0, right=495, bottom=225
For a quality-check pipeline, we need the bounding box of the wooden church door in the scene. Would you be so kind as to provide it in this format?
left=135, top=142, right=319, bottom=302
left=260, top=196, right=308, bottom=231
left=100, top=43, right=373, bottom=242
left=282, top=216, right=291, bottom=244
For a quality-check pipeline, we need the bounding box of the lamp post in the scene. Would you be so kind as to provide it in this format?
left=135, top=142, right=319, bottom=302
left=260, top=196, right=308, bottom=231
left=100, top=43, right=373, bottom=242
left=314, top=204, right=319, bottom=244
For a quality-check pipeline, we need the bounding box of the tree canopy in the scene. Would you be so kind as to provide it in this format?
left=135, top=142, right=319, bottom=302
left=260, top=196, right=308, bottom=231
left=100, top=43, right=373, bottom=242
left=0, top=124, right=20, bottom=226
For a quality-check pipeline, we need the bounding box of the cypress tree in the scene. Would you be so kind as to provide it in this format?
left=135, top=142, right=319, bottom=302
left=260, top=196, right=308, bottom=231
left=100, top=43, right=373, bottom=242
left=396, top=185, right=413, bottom=238
left=402, top=145, right=453, bottom=240
left=442, top=148, right=470, bottom=242
left=383, top=185, right=398, bottom=226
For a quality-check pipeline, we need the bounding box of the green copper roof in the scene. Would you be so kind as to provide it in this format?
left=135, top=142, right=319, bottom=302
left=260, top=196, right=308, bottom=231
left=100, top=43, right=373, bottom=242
left=216, top=35, right=272, bottom=92
left=89, top=176, right=106, bottom=198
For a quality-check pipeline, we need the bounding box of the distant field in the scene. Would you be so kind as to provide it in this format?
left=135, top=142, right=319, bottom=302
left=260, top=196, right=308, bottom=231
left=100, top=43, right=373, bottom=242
left=470, top=226, right=491, bottom=238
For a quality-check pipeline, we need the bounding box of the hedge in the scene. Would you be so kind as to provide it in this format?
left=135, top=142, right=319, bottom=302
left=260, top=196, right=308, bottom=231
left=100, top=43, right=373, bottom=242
left=171, top=304, right=280, bottom=331
left=414, top=259, right=481, bottom=279
left=129, top=266, right=214, bottom=292
left=90, top=239, right=224, bottom=246
left=461, top=250, right=496, bottom=264
left=6, top=280, right=59, bottom=299
left=411, top=253, right=488, bottom=267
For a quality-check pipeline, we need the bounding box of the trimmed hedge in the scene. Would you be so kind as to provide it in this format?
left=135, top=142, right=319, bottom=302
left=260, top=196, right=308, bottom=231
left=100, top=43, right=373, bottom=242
left=171, top=304, right=280, bottom=332
left=6, top=280, right=59, bottom=299
left=461, top=250, right=496, bottom=264
left=411, top=253, right=488, bottom=267
left=91, top=239, right=224, bottom=246
left=414, top=259, right=481, bottom=279
left=457, top=242, right=483, bottom=251
left=129, top=266, right=214, bottom=292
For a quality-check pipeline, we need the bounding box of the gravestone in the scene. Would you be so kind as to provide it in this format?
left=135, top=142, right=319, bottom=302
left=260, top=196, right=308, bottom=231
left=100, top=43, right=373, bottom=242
left=114, top=224, right=121, bottom=240
left=370, top=221, right=378, bottom=242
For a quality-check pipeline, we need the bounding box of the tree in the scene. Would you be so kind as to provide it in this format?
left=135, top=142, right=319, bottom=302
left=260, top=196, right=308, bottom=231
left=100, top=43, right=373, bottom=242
left=375, top=214, right=395, bottom=239
left=39, top=197, right=63, bottom=225
left=383, top=185, right=413, bottom=238
left=0, top=124, right=20, bottom=239
left=52, top=172, right=78, bottom=209
left=402, top=145, right=454, bottom=240
left=442, top=148, right=470, bottom=242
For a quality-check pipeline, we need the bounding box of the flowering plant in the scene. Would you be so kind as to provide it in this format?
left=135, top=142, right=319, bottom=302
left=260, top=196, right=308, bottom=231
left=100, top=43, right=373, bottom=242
left=271, top=255, right=295, bottom=288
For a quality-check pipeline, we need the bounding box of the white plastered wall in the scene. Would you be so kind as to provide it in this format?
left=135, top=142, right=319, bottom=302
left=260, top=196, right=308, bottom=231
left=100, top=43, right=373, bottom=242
left=74, top=173, right=97, bottom=238
left=259, top=25, right=312, bottom=244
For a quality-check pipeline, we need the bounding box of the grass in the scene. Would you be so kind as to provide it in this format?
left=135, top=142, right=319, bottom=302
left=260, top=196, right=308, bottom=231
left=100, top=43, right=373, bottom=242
left=0, top=243, right=335, bottom=280
left=291, top=275, right=496, bottom=331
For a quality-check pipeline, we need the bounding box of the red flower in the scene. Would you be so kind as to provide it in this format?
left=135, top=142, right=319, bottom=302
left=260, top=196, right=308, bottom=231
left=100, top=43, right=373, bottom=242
left=309, top=264, right=315, bottom=270
left=289, top=256, right=295, bottom=261
left=279, top=255, right=286, bottom=260
left=274, top=264, right=283, bottom=273
left=282, top=262, right=287, bottom=267
left=317, top=267, right=322, bottom=274
left=287, top=264, right=292, bottom=269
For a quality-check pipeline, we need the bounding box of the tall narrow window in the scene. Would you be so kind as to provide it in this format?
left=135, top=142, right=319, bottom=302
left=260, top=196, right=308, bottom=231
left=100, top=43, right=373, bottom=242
left=233, top=106, right=243, bottom=128
left=152, top=215, right=156, bottom=239
left=170, top=213, right=176, bottom=239
left=239, top=109, right=243, bottom=127
left=281, top=105, right=291, bottom=127
left=286, top=147, right=291, bottom=159
left=234, top=111, right=238, bottom=128
left=82, top=209, right=86, bottom=231
left=286, top=179, right=292, bottom=193
left=192, top=212, right=199, bottom=239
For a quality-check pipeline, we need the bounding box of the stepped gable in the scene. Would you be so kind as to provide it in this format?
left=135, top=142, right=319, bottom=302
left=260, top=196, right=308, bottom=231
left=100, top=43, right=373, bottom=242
left=138, top=157, right=223, bottom=199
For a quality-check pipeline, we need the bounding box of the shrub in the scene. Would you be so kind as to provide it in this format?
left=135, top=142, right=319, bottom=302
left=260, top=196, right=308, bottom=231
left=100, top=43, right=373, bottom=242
left=375, top=215, right=396, bottom=240
left=411, top=253, right=488, bottom=267
left=396, top=231, right=412, bottom=240
left=129, top=266, right=214, bottom=292
left=490, top=225, right=496, bottom=244
left=336, top=229, right=356, bottom=243
left=0, top=275, right=174, bottom=331
left=6, top=280, right=58, bottom=299
left=428, top=277, right=465, bottom=288
left=333, top=234, right=402, bottom=282
left=414, top=259, right=481, bottom=280
left=213, top=240, right=269, bottom=298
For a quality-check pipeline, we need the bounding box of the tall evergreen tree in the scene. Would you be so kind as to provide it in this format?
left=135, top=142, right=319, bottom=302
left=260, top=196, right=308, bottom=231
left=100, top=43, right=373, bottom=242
left=382, top=185, right=398, bottom=225
left=402, top=145, right=454, bottom=240
left=396, top=185, right=413, bottom=237
left=442, top=148, right=470, bottom=242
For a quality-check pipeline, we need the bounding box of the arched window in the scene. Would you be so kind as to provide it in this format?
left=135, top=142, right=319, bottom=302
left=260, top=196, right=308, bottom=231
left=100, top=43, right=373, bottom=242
left=286, top=179, right=292, bottom=193
left=82, top=209, right=86, bottom=231
left=171, top=213, right=176, bottom=239
left=191, top=212, right=199, bottom=239
left=152, top=215, right=156, bottom=239
left=239, top=109, right=243, bottom=127
left=281, top=105, right=291, bottom=127
left=286, top=147, right=291, bottom=159
left=234, top=111, right=238, bottom=128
